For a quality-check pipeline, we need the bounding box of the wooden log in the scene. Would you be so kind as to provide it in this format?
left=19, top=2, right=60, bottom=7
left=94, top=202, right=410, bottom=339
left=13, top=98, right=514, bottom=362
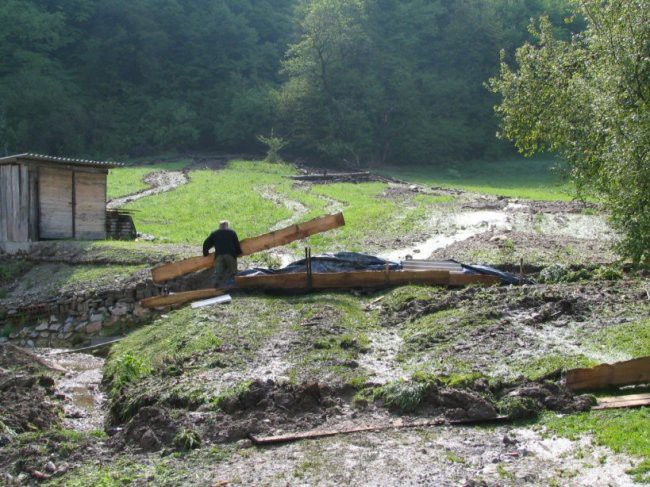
left=151, top=213, right=345, bottom=283
left=565, top=356, right=650, bottom=392
left=141, top=288, right=227, bottom=308
left=593, top=393, right=650, bottom=410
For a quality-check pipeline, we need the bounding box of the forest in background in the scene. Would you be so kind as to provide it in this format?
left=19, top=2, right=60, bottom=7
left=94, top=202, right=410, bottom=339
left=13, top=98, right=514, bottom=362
left=0, top=0, right=580, bottom=166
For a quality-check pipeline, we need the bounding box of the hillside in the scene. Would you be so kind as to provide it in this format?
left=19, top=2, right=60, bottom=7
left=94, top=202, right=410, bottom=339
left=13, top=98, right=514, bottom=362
left=1, top=159, right=648, bottom=485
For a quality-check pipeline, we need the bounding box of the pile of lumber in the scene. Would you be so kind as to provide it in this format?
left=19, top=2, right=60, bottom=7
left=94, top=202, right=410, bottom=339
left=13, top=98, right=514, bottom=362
left=565, top=356, right=650, bottom=410
left=143, top=211, right=500, bottom=309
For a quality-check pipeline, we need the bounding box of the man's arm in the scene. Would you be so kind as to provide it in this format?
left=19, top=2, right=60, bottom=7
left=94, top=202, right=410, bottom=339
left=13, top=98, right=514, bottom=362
left=232, top=231, right=243, bottom=256
left=202, top=234, right=214, bottom=257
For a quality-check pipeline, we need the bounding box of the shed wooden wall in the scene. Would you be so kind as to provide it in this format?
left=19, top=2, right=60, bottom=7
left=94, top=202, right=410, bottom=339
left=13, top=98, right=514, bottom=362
left=2, top=162, right=109, bottom=242
left=0, top=164, right=30, bottom=242
left=74, top=172, right=106, bottom=239
left=39, top=167, right=74, bottom=239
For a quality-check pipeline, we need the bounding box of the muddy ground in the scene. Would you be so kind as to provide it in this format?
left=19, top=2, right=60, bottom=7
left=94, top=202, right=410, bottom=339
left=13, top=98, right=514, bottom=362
left=1, top=177, right=648, bottom=486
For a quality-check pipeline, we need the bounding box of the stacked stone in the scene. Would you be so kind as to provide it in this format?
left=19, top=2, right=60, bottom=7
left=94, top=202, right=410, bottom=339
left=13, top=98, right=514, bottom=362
left=0, top=280, right=159, bottom=348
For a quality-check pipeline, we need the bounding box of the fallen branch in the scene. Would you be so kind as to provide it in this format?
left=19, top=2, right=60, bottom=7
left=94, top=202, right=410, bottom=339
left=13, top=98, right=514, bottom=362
left=249, top=416, right=509, bottom=445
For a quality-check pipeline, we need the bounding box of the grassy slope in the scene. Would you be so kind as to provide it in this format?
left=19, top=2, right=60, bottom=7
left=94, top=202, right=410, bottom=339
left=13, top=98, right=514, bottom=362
left=118, top=161, right=454, bottom=248
left=377, top=157, right=575, bottom=201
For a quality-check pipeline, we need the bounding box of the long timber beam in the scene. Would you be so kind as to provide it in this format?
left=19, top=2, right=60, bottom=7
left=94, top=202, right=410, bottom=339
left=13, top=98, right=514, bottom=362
left=151, top=213, right=345, bottom=283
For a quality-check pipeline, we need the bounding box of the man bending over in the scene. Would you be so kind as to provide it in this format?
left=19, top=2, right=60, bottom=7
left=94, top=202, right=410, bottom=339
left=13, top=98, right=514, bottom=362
left=202, top=220, right=242, bottom=287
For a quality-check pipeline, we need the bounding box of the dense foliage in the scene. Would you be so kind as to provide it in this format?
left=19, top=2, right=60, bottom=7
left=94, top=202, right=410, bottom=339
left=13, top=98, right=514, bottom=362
left=0, top=0, right=575, bottom=165
left=489, top=0, right=649, bottom=264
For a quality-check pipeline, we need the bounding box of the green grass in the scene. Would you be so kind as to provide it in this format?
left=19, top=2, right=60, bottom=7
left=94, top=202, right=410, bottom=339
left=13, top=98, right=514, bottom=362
left=378, top=157, right=576, bottom=201
left=513, top=354, right=599, bottom=381
left=119, top=159, right=453, bottom=248
left=541, top=409, right=650, bottom=483
left=124, top=161, right=298, bottom=243
left=107, top=161, right=189, bottom=199
left=588, top=319, right=650, bottom=359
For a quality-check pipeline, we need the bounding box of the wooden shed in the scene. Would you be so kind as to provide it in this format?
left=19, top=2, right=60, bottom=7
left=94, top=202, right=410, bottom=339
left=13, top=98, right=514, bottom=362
left=0, top=153, right=123, bottom=244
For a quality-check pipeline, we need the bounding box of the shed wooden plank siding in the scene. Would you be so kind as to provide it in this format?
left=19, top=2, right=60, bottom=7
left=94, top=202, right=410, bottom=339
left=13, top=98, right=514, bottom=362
left=74, top=172, right=106, bottom=239
left=39, top=167, right=73, bottom=239
left=0, top=164, right=30, bottom=242
left=0, top=153, right=123, bottom=244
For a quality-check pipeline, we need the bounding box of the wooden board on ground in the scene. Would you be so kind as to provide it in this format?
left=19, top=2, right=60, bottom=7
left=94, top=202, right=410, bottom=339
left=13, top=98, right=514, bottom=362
left=235, top=269, right=501, bottom=290
left=141, top=288, right=227, bottom=308
left=566, top=356, right=650, bottom=392
left=151, top=213, right=345, bottom=283
left=593, top=393, right=650, bottom=410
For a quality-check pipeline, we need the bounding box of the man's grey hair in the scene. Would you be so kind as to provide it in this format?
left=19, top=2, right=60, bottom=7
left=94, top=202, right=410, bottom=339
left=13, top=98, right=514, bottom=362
left=219, top=220, right=229, bottom=229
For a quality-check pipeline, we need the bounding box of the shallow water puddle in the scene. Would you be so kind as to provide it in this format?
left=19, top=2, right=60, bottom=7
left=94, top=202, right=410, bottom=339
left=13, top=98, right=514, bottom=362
left=383, top=210, right=513, bottom=262
left=44, top=351, right=106, bottom=431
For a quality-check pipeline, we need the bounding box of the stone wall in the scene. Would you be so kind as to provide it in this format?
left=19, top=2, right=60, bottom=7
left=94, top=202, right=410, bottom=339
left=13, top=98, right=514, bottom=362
left=0, top=280, right=159, bottom=348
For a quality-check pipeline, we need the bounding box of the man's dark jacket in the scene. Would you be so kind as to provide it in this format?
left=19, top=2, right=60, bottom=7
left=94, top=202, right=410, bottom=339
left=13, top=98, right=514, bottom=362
left=203, top=228, right=243, bottom=257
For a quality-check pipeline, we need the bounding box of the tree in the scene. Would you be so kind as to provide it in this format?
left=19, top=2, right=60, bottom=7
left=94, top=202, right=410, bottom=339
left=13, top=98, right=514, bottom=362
left=488, top=0, right=650, bottom=264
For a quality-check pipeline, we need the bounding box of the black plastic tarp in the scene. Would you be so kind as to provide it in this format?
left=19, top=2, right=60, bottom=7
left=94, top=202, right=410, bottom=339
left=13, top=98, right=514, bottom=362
left=238, top=252, right=401, bottom=277
left=235, top=251, right=523, bottom=285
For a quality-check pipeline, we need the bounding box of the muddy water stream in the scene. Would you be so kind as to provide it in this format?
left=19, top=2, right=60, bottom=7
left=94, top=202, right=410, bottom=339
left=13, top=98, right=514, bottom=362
left=43, top=351, right=106, bottom=431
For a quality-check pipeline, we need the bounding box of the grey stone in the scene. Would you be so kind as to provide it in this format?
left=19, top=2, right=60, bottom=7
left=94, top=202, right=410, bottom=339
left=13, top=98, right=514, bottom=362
left=35, top=322, right=49, bottom=332
left=85, top=322, right=102, bottom=334
left=89, top=313, right=104, bottom=322
left=75, top=321, right=88, bottom=332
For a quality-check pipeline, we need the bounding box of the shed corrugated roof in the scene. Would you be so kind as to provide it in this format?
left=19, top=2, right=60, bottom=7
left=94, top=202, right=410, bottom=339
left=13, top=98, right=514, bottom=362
left=0, top=153, right=124, bottom=168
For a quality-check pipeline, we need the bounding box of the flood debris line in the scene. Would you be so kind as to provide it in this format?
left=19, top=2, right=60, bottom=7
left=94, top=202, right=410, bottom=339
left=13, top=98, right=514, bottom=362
left=105, top=373, right=595, bottom=454
left=565, top=356, right=650, bottom=392
left=151, top=212, right=346, bottom=282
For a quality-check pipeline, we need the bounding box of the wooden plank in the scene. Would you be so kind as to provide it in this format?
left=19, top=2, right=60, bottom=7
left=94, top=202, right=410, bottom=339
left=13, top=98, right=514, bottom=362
left=28, top=167, right=39, bottom=240
left=0, top=165, right=10, bottom=241
left=18, top=165, right=29, bottom=241
left=449, top=272, right=501, bottom=286
left=141, top=288, right=228, bottom=308
left=39, top=167, right=73, bottom=239
left=235, top=269, right=452, bottom=289
left=9, top=165, right=18, bottom=240
left=74, top=171, right=107, bottom=239
left=593, top=393, right=650, bottom=410
left=151, top=213, right=346, bottom=283
left=566, top=356, right=650, bottom=392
